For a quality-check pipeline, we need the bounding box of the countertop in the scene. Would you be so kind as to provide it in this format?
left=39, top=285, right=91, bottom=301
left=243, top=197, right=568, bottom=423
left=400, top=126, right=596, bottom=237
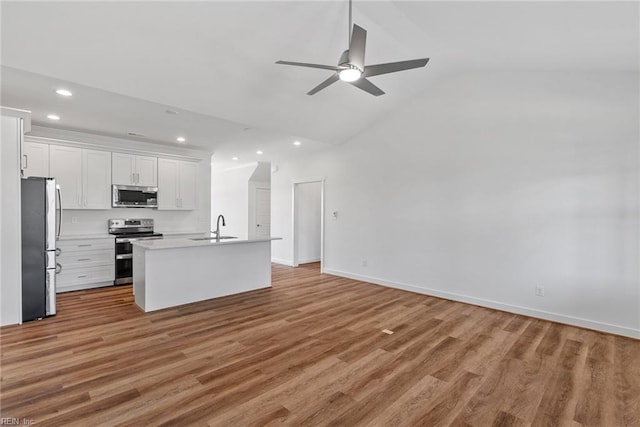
left=132, top=235, right=281, bottom=250
left=57, top=234, right=113, bottom=241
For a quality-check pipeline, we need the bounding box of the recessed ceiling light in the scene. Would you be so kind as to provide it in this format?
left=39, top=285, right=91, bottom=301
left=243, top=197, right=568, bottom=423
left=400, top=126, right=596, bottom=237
left=256, top=150, right=263, bottom=155
left=232, top=156, right=239, bottom=161
left=55, top=89, right=72, bottom=97
left=293, top=141, right=301, bottom=146
left=176, top=136, right=186, bottom=142
left=47, top=114, right=60, bottom=121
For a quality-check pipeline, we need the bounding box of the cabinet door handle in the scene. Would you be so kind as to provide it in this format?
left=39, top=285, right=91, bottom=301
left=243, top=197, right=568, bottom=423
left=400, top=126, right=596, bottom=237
left=78, top=244, right=92, bottom=247
left=77, top=275, right=87, bottom=278
left=23, top=154, right=28, bottom=169
left=77, top=258, right=91, bottom=261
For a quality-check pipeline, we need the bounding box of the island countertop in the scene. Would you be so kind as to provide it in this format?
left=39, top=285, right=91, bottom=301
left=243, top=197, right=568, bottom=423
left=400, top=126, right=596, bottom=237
left=131, top=235, right=281, bottom=250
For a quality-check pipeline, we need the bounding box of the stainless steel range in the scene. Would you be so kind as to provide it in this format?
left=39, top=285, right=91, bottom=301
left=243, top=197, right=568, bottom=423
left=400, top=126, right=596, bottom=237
left=108, top=219, right=163, bottom=285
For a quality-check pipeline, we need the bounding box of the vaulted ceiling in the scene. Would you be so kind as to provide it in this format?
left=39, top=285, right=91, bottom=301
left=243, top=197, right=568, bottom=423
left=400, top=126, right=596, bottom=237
left=1, top=1, right=637, bottom=164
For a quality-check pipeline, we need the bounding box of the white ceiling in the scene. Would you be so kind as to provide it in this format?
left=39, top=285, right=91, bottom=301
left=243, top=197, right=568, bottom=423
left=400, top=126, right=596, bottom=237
left=1, top=1, right=637, bottom=164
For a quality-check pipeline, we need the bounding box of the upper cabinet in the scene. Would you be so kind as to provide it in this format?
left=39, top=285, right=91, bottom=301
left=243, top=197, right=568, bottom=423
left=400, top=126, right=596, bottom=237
left=50, top=145, right=82, bottom=209
left=83, top=150, right=112, bottom=209
left=157, top=158, right=197, bottom=210
left=22, top=141, right=50, bottom=178
left=50, top=145, right=111, bottom=210
left=112, top=153, right=157, bottom=186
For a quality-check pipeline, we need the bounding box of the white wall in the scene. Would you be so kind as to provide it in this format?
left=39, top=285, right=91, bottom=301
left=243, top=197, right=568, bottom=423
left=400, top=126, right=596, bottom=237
left=295, top=181, right=322, bottom=264
left=272, top=71, right=639, bottom=338
left=211, top=163, right=256, bottom=236
left=28, top=126, right=211, bottom=235
left=1, top=110, right=29, bottom=326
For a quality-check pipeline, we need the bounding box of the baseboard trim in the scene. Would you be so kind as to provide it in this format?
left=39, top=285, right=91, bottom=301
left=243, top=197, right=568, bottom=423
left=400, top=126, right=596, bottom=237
left=271, top=258, right=295, bottom=267
left=298, top=258, right=321, bottom=264
left=323, top=268, right=640, bottom=340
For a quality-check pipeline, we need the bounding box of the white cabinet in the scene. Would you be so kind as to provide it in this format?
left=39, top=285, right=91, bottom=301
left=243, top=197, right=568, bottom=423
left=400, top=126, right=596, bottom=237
left=22, top=141, right=50, bottom=178
left=178, top=161, right=197, bottom=210
left=158, top=158, right=197, bottom=210
left=57, top=237, right=114, bottom=292
left=50, top=145, right=111, bottom=210
left=83, top=150, right=112, bottom=209
left=112, top=153, right=157, bottom=186
left=50, top=145, right=82, bottom=209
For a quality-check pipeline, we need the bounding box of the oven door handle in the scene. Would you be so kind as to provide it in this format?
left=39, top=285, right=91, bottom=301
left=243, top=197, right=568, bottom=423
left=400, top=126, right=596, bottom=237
left=115, top=236, right=162, bottom=243
left=116, top=237, right=138, bottom=243
left=116, top=254, right=133, bottom=260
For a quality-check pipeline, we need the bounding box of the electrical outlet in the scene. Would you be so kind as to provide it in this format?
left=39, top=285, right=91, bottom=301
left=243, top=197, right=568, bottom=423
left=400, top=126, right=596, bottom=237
left=536, top=285, right=545, bottom=297
left=71, top=217, right=78, bottom=224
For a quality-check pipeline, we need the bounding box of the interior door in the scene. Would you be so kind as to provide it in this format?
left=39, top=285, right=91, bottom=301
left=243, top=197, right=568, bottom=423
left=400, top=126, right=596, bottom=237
left=255, top=188, right=271, bottom=237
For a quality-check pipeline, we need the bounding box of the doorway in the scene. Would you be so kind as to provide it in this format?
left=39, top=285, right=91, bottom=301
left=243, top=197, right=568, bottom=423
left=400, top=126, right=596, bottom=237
left=292, top=179, right=324, bottom=270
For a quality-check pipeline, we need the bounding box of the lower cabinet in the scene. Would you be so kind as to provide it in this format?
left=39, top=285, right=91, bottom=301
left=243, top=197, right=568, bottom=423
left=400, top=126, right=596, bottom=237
left=57, top=237, right=114, bottom=292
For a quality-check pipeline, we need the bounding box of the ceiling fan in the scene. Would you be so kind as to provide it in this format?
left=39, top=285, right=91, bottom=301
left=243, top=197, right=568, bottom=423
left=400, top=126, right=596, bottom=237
left=276, top=0, right=429, bottom=96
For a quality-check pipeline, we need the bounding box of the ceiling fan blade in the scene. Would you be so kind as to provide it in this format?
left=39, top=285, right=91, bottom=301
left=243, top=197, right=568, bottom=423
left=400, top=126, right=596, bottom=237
left=349, top=78, right=385, bottom=96
left=348, top=24, right=367, bottom=70
left=363, top=58, right=430, bottom=78
left=307, top=74, right=340, bottom=96
left=276, top=60, right=342, bottom=71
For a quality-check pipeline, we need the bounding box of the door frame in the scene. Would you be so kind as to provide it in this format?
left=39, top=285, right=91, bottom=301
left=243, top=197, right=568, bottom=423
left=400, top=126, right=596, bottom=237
left=292, top=178, right=325, bottom=272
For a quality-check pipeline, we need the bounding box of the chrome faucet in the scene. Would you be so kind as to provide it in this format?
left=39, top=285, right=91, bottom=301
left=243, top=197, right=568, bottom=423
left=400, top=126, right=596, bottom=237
left=213, top=215, right=226, bottom=240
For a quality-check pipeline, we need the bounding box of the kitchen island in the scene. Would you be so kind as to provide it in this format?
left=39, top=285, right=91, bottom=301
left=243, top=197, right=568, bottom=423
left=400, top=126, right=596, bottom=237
left=131, top=235, right=281, bottom=312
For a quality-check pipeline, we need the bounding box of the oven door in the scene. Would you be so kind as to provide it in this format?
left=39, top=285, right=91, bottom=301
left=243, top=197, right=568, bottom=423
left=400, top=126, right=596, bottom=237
left=114, top=238, right=134, bottom=285
left=114, top=235, right=162, bottom=285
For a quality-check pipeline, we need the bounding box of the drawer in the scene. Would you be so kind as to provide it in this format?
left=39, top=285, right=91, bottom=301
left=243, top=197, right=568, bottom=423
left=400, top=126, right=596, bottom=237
left=57, top=265, right=115, bottom=287
left=58, top=249, right=114, bottom=269
left=58, top=238, right=114, bottom=253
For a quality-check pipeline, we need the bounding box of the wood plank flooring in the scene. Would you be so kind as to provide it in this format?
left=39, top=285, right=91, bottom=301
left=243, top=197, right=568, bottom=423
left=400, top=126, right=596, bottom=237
left=1, top=263, right=638, bottom=426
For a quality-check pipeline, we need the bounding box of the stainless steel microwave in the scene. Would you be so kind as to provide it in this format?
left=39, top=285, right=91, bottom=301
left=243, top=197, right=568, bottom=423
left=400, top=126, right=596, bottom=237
left=112, top=185, right=158, bottom=208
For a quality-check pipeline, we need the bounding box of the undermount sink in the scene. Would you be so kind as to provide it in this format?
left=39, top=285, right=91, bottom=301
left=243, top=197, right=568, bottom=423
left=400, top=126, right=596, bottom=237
left=190, top=236, right=237, bottom=241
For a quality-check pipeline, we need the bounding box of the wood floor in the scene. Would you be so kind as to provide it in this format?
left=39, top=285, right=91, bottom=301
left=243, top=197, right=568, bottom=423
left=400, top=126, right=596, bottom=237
left=1, top=263, right=638, bottom=426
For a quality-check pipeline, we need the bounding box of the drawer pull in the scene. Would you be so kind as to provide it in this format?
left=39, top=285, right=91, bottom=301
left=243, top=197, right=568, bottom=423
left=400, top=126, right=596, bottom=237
left=78, top=244, right=92, bottom=247
left=77, top=275, right=87, bottom=278
left=77, top=258, right=91, bottom=261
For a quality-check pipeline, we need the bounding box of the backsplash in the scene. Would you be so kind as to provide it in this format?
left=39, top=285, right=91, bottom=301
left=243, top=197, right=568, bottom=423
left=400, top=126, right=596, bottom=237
left=59, top=208, right=209, bottom=235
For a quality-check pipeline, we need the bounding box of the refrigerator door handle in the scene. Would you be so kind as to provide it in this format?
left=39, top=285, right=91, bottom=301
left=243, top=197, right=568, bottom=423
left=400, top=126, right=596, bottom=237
left=56, top=185, right=62, bottom=239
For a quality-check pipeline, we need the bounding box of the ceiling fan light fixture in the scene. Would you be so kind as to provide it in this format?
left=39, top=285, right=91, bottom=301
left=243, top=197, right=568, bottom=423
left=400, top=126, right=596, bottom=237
left=339, top=67, right=362, bottom=82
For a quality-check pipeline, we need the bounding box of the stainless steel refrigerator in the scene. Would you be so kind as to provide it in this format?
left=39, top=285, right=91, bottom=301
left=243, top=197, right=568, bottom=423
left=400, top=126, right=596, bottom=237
left=21, top=177, right=61, bottom=322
